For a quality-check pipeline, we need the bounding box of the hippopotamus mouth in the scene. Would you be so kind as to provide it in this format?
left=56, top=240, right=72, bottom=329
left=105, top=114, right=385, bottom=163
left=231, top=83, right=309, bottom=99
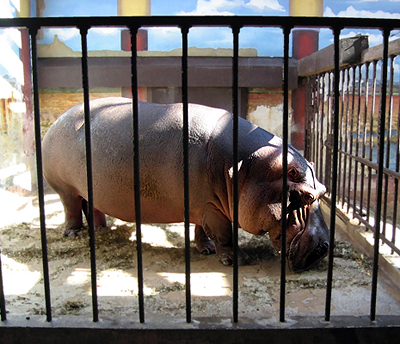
left=286, top=201, right=330, bottom=272
left=288, top=231, right=329, bottom=272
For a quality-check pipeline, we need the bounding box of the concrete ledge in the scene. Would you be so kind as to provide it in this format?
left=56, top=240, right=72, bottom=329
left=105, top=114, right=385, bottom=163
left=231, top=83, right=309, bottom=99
left=0, top=315, right=399, bottom=344
left=320, top=201, right=400, bottom=294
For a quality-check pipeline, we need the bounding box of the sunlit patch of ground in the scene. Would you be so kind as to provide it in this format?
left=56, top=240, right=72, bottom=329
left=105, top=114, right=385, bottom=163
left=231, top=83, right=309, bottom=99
left=1, top=188, right=399, bottom=319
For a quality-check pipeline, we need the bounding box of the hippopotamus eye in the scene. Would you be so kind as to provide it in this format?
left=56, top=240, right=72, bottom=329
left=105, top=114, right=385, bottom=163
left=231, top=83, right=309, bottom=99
left=301, top=192, right=316, bottom=205
left=289, top=188, right=316, bottom=206
left=288, top=167, right=303, bottom=182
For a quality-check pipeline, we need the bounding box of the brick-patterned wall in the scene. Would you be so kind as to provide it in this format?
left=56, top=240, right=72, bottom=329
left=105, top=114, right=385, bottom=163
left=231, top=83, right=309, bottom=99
left=38, top=88, right=291, bottom=138
left=247, top=89, right=292, bottom=137
left=247, top=91, right=285, bottom=114
left=39, top=89, right=121, bottom=136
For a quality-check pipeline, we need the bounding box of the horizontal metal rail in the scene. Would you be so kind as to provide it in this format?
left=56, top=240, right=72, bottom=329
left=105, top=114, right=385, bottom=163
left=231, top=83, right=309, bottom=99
left=0, top=15, right=399, bottom=29
left=324, top=145, right=400, bottom=180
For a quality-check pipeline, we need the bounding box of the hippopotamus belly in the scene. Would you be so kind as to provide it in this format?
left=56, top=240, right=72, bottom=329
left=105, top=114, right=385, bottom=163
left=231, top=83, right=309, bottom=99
left=42, top=97, right=330, bottom=272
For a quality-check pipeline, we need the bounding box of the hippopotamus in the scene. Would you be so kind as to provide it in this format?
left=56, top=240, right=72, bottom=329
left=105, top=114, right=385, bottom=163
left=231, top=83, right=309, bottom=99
left=42, top=97, right=329, bottom=272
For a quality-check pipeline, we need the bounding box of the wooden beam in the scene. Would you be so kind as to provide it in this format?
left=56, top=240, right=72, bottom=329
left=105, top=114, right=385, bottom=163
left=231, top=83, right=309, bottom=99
left=298, top=35, right=369, bottom=76
left=37, top=56, right=298, bottom=89
left=361, top=38, right=400, bottom=63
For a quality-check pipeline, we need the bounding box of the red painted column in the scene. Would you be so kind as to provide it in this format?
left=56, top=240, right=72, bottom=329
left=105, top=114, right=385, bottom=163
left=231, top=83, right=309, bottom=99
left=19, top=1, right=37, bottom=190
left=290, top=0, right=323, bottom=151
left=120, top=29, right=148, bottom=100
left=118, top=0, right=150, bottom=101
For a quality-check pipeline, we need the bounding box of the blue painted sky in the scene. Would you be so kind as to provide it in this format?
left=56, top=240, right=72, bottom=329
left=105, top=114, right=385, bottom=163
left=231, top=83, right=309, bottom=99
left=30, top=0, right=400, bottom=56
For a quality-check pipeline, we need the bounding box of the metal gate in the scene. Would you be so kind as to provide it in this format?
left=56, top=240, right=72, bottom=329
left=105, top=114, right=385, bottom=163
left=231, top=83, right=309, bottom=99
left=0, top=15, right=400, bottom=343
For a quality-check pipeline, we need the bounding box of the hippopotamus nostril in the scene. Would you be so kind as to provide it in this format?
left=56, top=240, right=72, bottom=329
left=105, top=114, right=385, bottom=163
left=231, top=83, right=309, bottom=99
left=317, top=241, right=329, bottom=255
left=300, top=240, right=329, bottom=272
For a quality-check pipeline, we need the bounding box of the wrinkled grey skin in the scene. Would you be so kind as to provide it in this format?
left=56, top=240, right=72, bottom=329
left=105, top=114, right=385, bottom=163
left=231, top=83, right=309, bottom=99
left=42, top=97, right=329, bottom=272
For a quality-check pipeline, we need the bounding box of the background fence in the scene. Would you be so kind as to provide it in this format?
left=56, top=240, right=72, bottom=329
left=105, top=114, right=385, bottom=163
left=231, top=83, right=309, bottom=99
left=304, top=37, right=400, bottom=257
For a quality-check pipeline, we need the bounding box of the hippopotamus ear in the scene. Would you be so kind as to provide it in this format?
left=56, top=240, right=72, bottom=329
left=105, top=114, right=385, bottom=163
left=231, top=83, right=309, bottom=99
left=288, top=166, right=303, bottom=182
left=228, top=160, right=244, bottom=179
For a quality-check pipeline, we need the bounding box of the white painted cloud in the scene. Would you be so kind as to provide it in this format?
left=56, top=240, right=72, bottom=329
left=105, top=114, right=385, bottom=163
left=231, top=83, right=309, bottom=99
left=324, top=5, right=400, bottom=19
left=90, top=27, right=121, bottom=36
left=0, top=28, right=21, bottom=48
left=178, top=0, right=285, bottom=15
left=189, top=27, right=234, bottom=47
left=246, top=0, right=285, bottom=13
left=177, top=0, right=242, bottom=15
left=44, top=28, right=80, bottom=42
left=147, top=27, right=182, bottom=51
left=0, top=0, right=15, bottom=18
left=339, top=30, right=383, bottom=45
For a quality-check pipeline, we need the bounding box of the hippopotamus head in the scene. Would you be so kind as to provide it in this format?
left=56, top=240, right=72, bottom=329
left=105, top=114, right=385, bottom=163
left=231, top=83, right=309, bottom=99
left=238, top=143, right=330, bottom=272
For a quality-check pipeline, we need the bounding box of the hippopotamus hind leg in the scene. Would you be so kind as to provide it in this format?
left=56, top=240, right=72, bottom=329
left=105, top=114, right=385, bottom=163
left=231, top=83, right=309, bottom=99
left=57, top=190, right=107, bottom=237
left=57, top=191, right=85, bottom=237
left=201, top=204, right=250, bottom=266
left=81, top=199, right=107, bottom=230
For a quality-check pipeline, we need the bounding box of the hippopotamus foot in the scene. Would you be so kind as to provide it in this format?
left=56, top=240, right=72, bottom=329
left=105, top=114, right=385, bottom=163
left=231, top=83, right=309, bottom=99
left=200, top=204, right=251, bottom=265
left=195, top=225, right=216, bottom=255
left=63, top=227, right=85, bottom=238
left=217, top=247, right=251, bottom=266
left=63, top=224, right=108, bottom=238
left=61, top=198, right=107, bottom=238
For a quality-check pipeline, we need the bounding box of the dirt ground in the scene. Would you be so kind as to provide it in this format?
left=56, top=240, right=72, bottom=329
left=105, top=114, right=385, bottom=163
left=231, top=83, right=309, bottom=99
left=1, top=187, right=400, bottom=320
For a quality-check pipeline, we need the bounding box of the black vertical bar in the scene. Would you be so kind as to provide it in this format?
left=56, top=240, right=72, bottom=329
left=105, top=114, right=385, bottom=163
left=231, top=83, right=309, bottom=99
left=232, top=25, right=240, bottom=324
left=347, top=67, right=356, bottom=213
left=370, top=27, right=391, bottom=322
left=353, top=66, right=362, bottom=214
left=326, top=72, right=333, bottom=189
left=181, top=24, right=192, bottom=324
left=0, top=249, right=6, bottom=321
left=342, top=69, right=350, bottom=206
left=80, top=26, right=99, bottom=323
left=393, top=73, right=400, bottom=254
left=30, top=26, right=52, bottom=322
left=317, top=74, right=323, bottom=179
left=360, top=63, right=370, bottom=216
left=320, top=74, right=326, bottom=184
left=319, top=74, right=325, bottom=182
left=129, top=25, right=145, bottom=324
left=382, top=57, right=395, bottom=240
left=337, top=70, right=345, bottom=204
left=309, top=76, right=317, bottom=164
left=325, top=26, right=341, bottom=322
left=367, top=62, right=378, bottom=221
left=304, top=76, right=311, bottom=159
left=280, top=25, right=291, bottom=323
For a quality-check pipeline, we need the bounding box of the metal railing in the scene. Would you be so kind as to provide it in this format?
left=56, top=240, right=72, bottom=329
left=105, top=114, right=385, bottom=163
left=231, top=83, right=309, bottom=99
left=0, top=15, right=400, bottom=341
left=304, top=36, right=400, bottom=260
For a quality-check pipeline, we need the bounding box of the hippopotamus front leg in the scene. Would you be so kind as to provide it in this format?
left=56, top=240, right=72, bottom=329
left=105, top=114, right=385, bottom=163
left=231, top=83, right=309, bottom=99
left=195, top=225, right=216, bottom=255
left=200, top=204, right=250, bottom=266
